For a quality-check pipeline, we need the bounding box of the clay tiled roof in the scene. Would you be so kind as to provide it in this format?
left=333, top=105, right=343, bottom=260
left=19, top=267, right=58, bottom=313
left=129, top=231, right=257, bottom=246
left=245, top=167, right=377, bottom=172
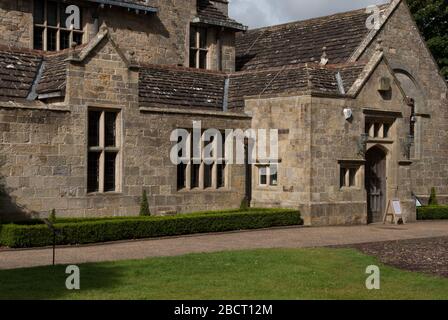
left=0, top=47, right=70, bottom=100
left=195, top=0, right=247, bottom=31
left=36, top=53, right=68, bottom=95
left=0, top=47, right=42, bottom=99
left=138, top=62, right=366, bottom=110
left=236, top=7, right=385, bottom=71
left=139, top=65, right=227, bottom=110
left=228, top=63, right=366, bottom=108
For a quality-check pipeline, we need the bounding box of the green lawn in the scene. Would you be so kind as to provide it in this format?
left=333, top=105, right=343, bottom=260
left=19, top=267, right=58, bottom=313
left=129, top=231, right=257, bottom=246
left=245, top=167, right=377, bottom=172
left=0, top=248, right=447, bottom=300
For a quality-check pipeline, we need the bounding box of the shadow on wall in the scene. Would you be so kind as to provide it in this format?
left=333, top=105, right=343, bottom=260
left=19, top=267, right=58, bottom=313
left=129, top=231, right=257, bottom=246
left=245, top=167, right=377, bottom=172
left=105, top=8, right=170, bottom=39
left=0, top=158, right=38, bottom=222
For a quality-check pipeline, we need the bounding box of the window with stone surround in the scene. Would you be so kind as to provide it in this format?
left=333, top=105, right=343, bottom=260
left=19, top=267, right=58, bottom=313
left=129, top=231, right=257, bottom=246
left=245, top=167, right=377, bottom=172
left=365, top=118, right=394, bottom=139
left=257, top=164, right=278, bottom=187
left=189, top=26, right=208, bottom=69
left=33, top=0, right=84, bottom=51
left=87, top=109, right=121, bottom=193
left=176, top=130, right=227, bottom=190
left=339, top=162, right=361, bottom=188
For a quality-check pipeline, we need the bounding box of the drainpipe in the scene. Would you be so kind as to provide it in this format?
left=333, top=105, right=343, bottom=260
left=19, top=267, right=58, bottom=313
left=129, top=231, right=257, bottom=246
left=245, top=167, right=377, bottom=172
left=222, top=77, right=230, bottom=112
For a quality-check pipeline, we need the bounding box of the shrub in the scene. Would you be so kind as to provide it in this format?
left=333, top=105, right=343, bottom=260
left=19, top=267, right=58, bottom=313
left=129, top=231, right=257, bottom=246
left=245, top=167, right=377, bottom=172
left=428, top=187, right=438, bottom=206
left=417, top=206, right=448, bottom=220
left=0, top=209, right=302, bottom=248
left=140, top=190, right=151, bottom=216
left=49, top=209, right=56, bottom=223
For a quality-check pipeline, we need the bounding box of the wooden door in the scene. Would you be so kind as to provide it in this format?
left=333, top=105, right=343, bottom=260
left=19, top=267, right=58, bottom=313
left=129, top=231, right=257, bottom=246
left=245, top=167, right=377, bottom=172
left=365, top=147, right=387, bottom=223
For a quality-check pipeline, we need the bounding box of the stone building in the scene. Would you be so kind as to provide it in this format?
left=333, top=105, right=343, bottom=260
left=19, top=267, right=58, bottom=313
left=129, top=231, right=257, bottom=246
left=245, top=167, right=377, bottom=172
left=0, top=0, right=446, bottom=225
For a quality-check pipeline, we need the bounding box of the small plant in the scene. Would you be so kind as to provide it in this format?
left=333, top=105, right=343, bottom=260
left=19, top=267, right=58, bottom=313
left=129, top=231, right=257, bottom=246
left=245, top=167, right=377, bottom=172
left=140, top=190, right=151, bottom=216
left=49, top=209, right=56, bottom=223
left=428, top=187, right=438, bottom=206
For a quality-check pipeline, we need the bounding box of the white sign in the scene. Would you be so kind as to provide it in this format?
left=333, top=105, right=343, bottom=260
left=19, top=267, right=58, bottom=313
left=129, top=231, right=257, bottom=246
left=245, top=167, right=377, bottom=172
left=392, top=200, right=402, bottom=215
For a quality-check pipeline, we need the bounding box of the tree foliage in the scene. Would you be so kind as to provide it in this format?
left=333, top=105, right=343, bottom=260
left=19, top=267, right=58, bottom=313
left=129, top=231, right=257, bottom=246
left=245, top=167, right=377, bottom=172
left=140, top=190, right=151, bottom=216
left=407, top=0, right=448, bottom=79
left=428, top=187, right=438, bottom=206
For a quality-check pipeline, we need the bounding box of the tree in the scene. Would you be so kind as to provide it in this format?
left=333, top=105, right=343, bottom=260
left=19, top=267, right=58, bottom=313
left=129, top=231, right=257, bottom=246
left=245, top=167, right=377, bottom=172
left=49, top=209, right=57, bottom=223
left=240, top=197, right=249, bottom=211
left=428, top=187, right=438, bottom=206
left=407, top=0, right=448, bottom=79
left=140, top=190, right=151, bottom=216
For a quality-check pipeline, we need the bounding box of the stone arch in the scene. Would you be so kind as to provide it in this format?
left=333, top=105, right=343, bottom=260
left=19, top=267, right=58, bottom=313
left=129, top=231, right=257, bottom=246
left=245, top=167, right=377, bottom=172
left=367, top=143, right=389, bottom=155
left=393, top=68, right=425, bottom=159
left=393, top=68, right=426, bottom=113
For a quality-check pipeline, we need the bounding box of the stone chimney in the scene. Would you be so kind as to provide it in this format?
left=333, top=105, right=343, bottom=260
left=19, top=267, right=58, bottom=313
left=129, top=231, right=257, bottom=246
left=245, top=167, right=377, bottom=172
left=210, top=0, right=228, bottom=16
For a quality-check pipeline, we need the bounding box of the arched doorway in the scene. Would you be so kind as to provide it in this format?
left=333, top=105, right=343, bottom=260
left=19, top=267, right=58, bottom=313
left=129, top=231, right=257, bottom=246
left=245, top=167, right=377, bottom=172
left=365, top=146, right=387, bottom=223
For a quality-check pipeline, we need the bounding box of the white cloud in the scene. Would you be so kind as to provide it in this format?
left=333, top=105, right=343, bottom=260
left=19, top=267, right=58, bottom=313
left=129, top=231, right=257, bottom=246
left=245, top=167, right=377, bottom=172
left=229, top=0, right=390, bottom=29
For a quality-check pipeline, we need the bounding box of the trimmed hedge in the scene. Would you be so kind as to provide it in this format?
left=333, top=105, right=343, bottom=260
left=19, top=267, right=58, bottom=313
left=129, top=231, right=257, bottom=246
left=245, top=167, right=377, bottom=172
left=417, top=206, right=448, bottom=220
left=0, top=209, right=302, bottom=248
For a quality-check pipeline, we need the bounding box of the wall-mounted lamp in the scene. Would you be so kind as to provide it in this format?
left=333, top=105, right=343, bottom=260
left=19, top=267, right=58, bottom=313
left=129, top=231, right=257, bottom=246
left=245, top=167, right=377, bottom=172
left=343, top=108, right=353, bottom=121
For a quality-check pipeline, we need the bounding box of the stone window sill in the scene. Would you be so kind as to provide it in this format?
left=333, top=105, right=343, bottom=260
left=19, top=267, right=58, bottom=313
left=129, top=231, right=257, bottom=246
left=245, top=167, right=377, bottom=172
left=366, top=138, right=394, bottom=144
left=339, top=186, right=362, bottom=191
left=177, top=188, right=233, bottom=194
left=86, top=192, right=124, bottom=197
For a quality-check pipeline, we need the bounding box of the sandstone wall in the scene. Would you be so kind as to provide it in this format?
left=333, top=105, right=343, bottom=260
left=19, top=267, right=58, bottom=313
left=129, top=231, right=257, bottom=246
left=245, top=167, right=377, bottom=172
left=246, top=95, right=313, bottom=224
left=0, top=0, right=32, bottom=48
left=361, top=0, right=448, bottom=204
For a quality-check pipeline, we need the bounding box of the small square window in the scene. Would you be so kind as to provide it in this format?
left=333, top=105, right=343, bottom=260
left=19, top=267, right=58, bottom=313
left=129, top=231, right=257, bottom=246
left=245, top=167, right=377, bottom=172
left=217, top=163, right=226, bottom=188
left=373, top=123, right=381, bottom=138
left=340, top=164, right=360, bottom=188
left=366, top=117, right=395, bottom=139
left=259, top=167, right=268, bottom=186
left=383, top=123, right=390, bottom=138
left=258, top=164, right=279, bottom=187
left=191, top=163, right=200, bottom=188
left=270, top=164, right=278, bottom=186
left=204, top=164, right=213, bottom=188
left=177, top=163, right=187, bottom=190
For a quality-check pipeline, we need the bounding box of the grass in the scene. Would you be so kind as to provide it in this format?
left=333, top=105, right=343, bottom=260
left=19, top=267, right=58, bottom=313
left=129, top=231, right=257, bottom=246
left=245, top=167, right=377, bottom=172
left=0, top=248, right=447, bottom=300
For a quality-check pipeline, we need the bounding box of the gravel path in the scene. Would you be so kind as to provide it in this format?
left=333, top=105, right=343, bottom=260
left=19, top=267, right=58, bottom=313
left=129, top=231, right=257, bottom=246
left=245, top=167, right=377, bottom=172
left=1, top=221, right=447, bottom=270
left=340, top=236, right=448, bottom=278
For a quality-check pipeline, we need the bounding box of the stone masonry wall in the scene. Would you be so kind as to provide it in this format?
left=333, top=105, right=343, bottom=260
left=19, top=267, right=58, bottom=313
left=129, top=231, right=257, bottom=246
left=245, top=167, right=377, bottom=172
left=360, top=0, right=448, bottom=204
left=0, top=35, right=249, bottom=220
left=0, top=0, right=32, bottom=48
left=0, top=106, right=75, bottom=221
left=307, top=61, right=415, bottom=225
left=0, top=0, right=196, bottom=67
left=0, top=0, right=236, bottom=70
left=100, top=0, right=195, bottom=66
left=246, top=95, right=313, bottom=224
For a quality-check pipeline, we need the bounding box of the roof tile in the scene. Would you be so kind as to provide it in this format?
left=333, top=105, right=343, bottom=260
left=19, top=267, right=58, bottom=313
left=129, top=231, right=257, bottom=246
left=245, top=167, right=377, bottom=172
left=0, top=47, right=41, bottom=99
left=235, top=7, right=384, bottom=71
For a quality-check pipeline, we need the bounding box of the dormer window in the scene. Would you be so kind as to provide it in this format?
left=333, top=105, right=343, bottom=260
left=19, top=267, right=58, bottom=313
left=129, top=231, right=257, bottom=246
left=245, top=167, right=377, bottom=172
left=33, top=0, right=84, bottom=51
left=189, top=26, right=208, bottom=69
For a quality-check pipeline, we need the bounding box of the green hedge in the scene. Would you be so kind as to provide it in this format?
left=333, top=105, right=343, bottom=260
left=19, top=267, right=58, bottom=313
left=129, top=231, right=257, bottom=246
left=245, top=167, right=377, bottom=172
left=0, top=209, right=302, bottom=248
left=417, top=206, right=448, bottom=220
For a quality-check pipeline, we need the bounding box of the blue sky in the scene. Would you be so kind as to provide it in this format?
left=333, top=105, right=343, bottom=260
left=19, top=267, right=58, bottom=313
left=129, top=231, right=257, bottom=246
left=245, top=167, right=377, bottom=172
left=229, top=0, right=390, bottom=29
